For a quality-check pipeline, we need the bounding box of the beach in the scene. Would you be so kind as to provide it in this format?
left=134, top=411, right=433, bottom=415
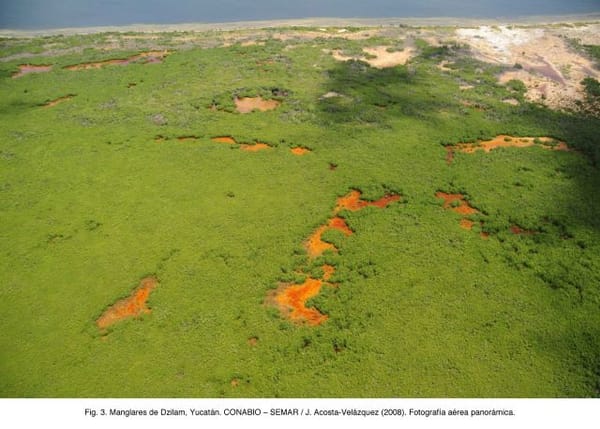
left=1, top=13, right=600, bottom=38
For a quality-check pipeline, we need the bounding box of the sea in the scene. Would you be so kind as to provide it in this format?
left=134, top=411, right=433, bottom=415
left=1, top=0, right=599, bottom=30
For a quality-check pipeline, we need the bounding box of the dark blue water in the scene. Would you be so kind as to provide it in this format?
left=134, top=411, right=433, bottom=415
left=1, top=0, right=599, bottom=30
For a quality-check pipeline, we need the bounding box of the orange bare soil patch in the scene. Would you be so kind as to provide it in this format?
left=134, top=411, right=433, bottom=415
left=305, top=224, right=337, bottom=259
left=460, top=218, right=475, bottom=230
left=291, top=147, right=311, bottom=155
left=335, top=189, right=401, bottom=213
left=271, top=190, right=400, bottom=324
left=436, top=192, right=479, bottom=215
left=239, top=142, right=271, bottom=151
left=211, top=136, right=237, bottom=144
left=270, top=276, right=329, bottom=325
left=247, top=337, right=258, bottom=346
left=12, top=64, right=53, bottom=78
left=305, top=190, right=400, bottom=258
left=64, top=51, right=168, bottom=71
left=445, top=146, right=455, bottom=164
left=328, top=216, right=353, bottom=236
left=96, top=276, right=158, bottom=330
left=305, top=216, right=354, bottom=258
left=446, top=135, right=569, bottom=163
left=234, top=97, right=281, bottom=113
left=322, top=264, right=335, bottom=281
left=42, top=95, right=74, bottom=108
left=177, top=135, right=199, bottom=142
left=510, top=225, right=538, bottom=235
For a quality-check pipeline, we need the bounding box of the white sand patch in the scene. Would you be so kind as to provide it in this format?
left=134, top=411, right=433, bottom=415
left=437, top=60, right=454, bottom=71
left=331, top=46, right=415, bottom=68
left=320, top=91, right=343, bottom=99
left=502, top=98, right=520, bottom=105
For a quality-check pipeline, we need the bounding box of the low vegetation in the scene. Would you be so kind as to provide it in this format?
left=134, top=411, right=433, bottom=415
left=0, top=25, right=599, bottom=398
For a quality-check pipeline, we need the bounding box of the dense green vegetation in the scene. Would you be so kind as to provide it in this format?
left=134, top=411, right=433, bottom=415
left=1, top=28, right=599, bottom=398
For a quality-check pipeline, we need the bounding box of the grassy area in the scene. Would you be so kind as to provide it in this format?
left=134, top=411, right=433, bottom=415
left=1, top=29, right=599, bottom=398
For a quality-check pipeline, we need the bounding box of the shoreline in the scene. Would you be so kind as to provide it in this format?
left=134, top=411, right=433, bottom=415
left=1, top=13, right=599, bottom=38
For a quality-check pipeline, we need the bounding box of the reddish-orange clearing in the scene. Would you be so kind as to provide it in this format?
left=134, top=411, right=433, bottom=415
left=42, top=95, right=74, bottom=108
left=335, top=190, right=401, bottom=213
left=96, top=276, right=158, bottom=330
left=211, top=136, right=237, bottom=144
left=304, top=217, right=354, bottom=258
left=12, top=64, right=53, bottom=78
left=235, top=97, right=281, bottom=113
left=322, top=264, right=335, bottom=281
left=291, top=147, right=311, bottom=155
left=305, top=224, right=337, bottom=258
left=435, top=192, right=479, bottom=215
left=272, top=190, right=401, bottom=325
left=239, top=143, right=271, bottom=151
left=272, top=277, right=328, bottom=325
left=510, top=225, right=537, bottom=235
left=328, top=216, right=353, bottom=236
left=445, top=146, right=455, bottom=165
left=65, top=51, right=168, bottom=71
left=446, top=135, right=570, bottom=163
left=460, top=218, right=475, bottom=230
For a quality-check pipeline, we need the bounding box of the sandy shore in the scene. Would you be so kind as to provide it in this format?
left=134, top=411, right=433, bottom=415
left=1, top=14, right=599, bottom=38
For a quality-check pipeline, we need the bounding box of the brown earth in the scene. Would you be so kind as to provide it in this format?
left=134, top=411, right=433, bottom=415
left=460, top=219, right=475, bottom=230
left=211, top=136, right=237, bottom=144
left=64, top=51, right=168, bottom=71
left=291, top=147, right=311, bottom=155
left=304, top=216, right=354, bottom=259
left=321, top=264, right=335, bottom=281
left=270, top=190, right=400, bottom=324
left=96, top=276, right=158, bottom=330
left=12, top=64, right=53, bottom=78
left=305, top=223, right=341, bottom=259
left=177, top=135, right=199, bottom=142
left=334, top=189, right=401, bottom=213
left=446, top=135, right=570, bottom=163
left=269, top=276, right=329, bottom=325
left=234, top=97, right=280, bottom=113
left=239, top=142, right=271, bottom=151
left=304, top=191, right=398, bottom=258
left=436, top=192, right=479, bottom=216
left=510, top=225, right=538, bottom=235
left=42, top=95, right=74, bottom=108
left=328, top=216, right=353, bottom=236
